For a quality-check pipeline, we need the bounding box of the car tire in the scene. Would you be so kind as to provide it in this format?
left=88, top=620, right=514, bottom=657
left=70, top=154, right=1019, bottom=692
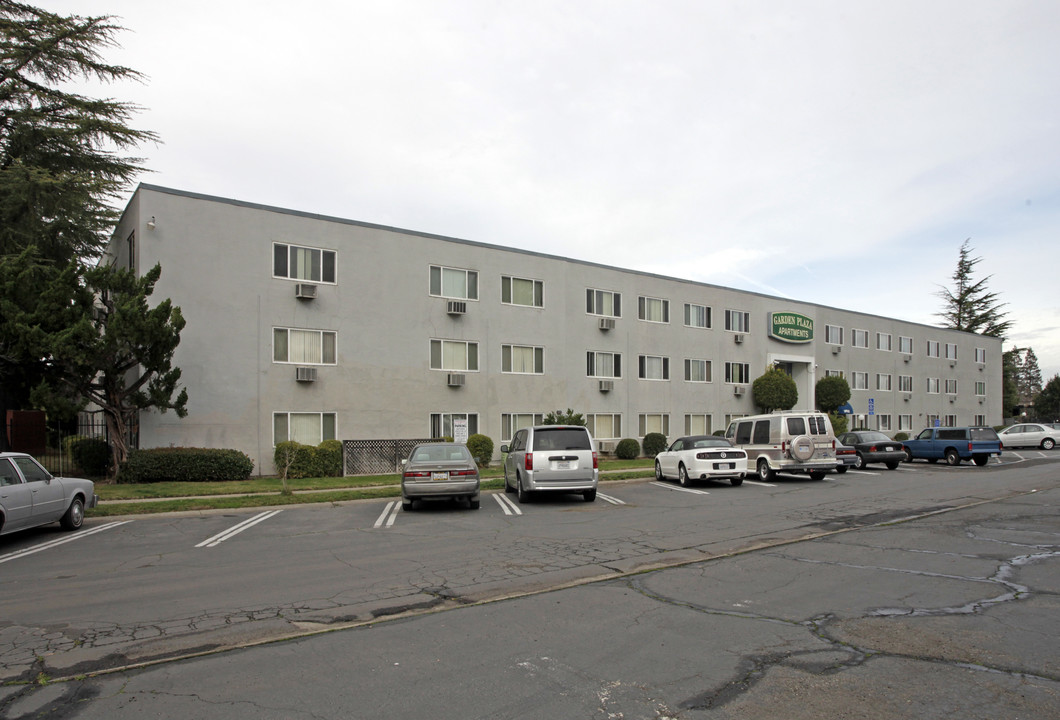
left=678, top=464, right=690, bottom=486
left=583, top=489, right=596, bottom=502
left=517, top=475, right=530, bottom=503
left=730, top=476, right=744, bottom=487
left=1042, top=438, right=1055, bottom=450
left=904, top=448, right=914, bottom=463
left=60, top=496, right=85, bottom=530
left=401, top=498, right=414, bottom=511
left=854, top=453, right=865, bottom=469
left=836, top=465, right=848, bottom=474
left=469, top=498, right=481, bottom=509
left=809, top=471, right=826, bottom=481
left=757, top=458, right=774, bottom=482
left=654, top=461, right=664, bottom=481
left=973, top=455, right=989, bottom=467
left=886, top=461, right=900, bottom=470
left=945, top=449, right=961, bottom=466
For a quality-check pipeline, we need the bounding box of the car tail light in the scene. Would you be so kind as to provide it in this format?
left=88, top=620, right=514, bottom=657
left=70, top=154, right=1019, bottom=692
left=592, top=451, right=598, bottom=469
left=450, top=469, right=477, bottom=477
left=781, top=441, right=788, bottom=456
left=524, top=452, right=534, bottom=471
left=403, top=470, right=430, bottom=479
left=968, top=442, right=974, bottom=452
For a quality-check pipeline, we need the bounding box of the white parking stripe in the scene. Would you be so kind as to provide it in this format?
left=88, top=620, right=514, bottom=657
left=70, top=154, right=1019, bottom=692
left=650, top=481, right=709, bottom=495
left=742, top=479, right=777, bottom=487
left=0, top=521, right=133, bottom=565
left=597, top=493, right=625, bottom=505
left=372, top=501, right=401, bottom=529
left=493, top=493, right=523, bottom=515
left=196, top=510, right=283, bottom=547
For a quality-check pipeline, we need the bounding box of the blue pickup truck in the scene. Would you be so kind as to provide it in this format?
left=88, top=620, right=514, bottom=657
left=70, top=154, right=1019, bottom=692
left=902, top=427, right=1002, bottom=466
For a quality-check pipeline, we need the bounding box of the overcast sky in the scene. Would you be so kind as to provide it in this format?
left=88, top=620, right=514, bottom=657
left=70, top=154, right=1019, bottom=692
left=52, top=0, right=1060, bottom=381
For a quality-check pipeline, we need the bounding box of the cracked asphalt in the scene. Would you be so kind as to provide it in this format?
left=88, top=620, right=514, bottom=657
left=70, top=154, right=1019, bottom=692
left=1, top=460, right=1057, bottom=719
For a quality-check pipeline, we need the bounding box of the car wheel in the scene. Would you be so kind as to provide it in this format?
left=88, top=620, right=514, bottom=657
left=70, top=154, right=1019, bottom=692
left=945, top=449, right=961, bottom=466
left=401, top=498, right=414, bottom=511
left=835, top=465, right=848, bottom=474
left=730, top=476, right=743, bottom=487
left=809, top=471, right=826, bottom=481
left=757, top=458, right=774, bottom=482
left=503, top=468, right=512, bottom=493
left=60, top=497, right=85, bottom=530
left=678, top=464, right=690, bottom=486
left=904, top=448, right=914, bottom=463
left=654, top=461, right=664, bottom=481
left=469, top=498, right=481, bottom=509
left=583, top=489, right=596, bottom=502
left=1042, top=438, right=1055, bottom=450
left=886, top=461, right=900, bottom=470
left=517, top=475, right=530, bottom=503
left=854, top=453, right=865, bottom=470
left=973, top=455, right=989, bottom=467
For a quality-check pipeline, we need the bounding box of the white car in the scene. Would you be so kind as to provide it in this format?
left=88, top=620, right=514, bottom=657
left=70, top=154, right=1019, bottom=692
left=654, top=436, right=747, bottom=487
left=0, top=452, right=99, bottom=536
left=997, top=423, right=1056, bottom=450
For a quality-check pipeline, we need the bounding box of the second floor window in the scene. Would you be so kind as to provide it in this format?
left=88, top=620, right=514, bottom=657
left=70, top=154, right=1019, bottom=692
left=587, top=351, right=622, bottom=378
left=852, top=371, right=869, bottom=390
left=684, top=358, right=712, bottom=383
left=430, top=265, right=478, bottom=300
left=274, top=328, right=337, bottom=364
left=899, top=336, right=914, bottom=354
left=502, top=276, right=543, bottom=307
left=877, top=373, right=892, bottom=391
left=877, top=332, right=892, bottom=351
left=851, top=329, right=869, bottom=348
left=586, top=288, right=621, bottom=317
left=274, top=243, right=336, bottom=283
left=684, top=303, right=711, bottom=329
left=430, top=339, right=479, bottom=371
left=725, top=362, right=750, bottom=384
left=899, top=375, right=913, bottom=392
left=502, top=345, right=543, bottom=374
left=725, top=309, right=750, bottom=333
left=638, top=355, right=670, bottom=380
left=639, top=296, right=669, bottom=323
left=825, top=324, right=844, bottom=345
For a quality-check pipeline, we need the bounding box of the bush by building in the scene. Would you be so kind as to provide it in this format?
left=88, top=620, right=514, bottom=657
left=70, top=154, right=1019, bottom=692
left=274, top=440, right=342, bottom=479
left=120, top=447, right=254, bottom=483
left=642, top=432, right=668, bottom=458
left=65, top=436, right=111, bottom=477
left=466, top=433, right=494, bottom=467
left=615, top=438, right=640, bottom=459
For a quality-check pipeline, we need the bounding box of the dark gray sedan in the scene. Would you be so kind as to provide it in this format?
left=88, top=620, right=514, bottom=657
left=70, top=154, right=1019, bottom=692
left=0, top=452, right=99, bottom=536
left=837, top=432, right=907, bottom=470
left=401, top=443, right=481, bottom=510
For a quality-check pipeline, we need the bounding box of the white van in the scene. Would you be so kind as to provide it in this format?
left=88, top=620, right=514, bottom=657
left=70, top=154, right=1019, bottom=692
left=724, top=411, right=839, bottom=481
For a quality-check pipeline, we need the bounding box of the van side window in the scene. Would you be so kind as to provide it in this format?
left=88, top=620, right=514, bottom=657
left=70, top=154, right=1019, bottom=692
left=752, top=421, right=771, bottom=444
left=735, top=422, right=753, bottom=444
left=786, top=417, right=807, bottom=435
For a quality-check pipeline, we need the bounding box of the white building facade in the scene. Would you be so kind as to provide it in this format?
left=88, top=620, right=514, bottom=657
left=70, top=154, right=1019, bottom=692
left=106, top=185, right=1004, bottom=474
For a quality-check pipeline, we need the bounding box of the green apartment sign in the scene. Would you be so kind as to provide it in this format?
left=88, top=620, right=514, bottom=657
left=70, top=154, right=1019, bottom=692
left=770, top=312, right=814, bottom=343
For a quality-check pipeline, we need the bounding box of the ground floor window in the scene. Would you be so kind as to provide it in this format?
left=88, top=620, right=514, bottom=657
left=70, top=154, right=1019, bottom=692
left=876, top=415, right=892, bottom=432
left=926, top=414, right=940, bottom=427
left=431, top=413, right=479, bottom=439
left=639, top=413, right=670, bottom=437
left=899, top=415, right=913, bottom=431
left=974, top=414, right=987, bottom=426
left=944, top=414, right=958, bottom=427
left=274, top=412, right=336, bottom=446
left=502, top=413, right=544, bottom=441
left=586, top=413, right=621, bottom=440
left=684, top=414, right=713, bottom=436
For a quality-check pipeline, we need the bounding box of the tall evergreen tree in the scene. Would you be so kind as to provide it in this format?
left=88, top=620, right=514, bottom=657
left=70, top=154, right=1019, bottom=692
left=1018, top=348, right=1044, bottom=404
left=934, top=240, right=1011, bottom=338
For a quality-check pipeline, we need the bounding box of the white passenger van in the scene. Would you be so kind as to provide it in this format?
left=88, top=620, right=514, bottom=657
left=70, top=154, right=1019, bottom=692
left=724, top=411, right=839, bottom=481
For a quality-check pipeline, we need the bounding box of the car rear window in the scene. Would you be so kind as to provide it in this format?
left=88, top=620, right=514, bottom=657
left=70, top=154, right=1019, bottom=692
left=786, top=417, right=807, bottom=435
left=970, top=427, right=999, bottom=441
left=533, top=428, right=591, bottom=451
left=938, top=429, right=966, bottom=440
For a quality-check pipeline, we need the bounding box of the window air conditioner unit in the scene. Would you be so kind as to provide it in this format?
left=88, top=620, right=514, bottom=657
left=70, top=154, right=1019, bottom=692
left=294, top=283, right=317, bottom=299
left=903, top=355, right=912, bottom=363
left=734, top=334, right=744, bottom=344
left=599, top=379, right=614, bottom=392
left=446, top=300, right=467, bottom=315
left=733, top=385, right=745, bottom=396
left=598, top=440, right=616, bottom=453
left=447, top=373, right=465, bottom=387
left=831, top=345, right=841, bottom=355
left=949, top=361, right=956, bottom=368
left=598, top=317, right=615, bottom=331
left=903, top=394, right=912, bottom=401
left=295, top=367, right=317, bottom=382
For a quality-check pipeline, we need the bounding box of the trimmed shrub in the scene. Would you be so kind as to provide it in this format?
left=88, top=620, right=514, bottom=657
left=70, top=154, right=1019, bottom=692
left=68, top=437, right=111, bottom=477
left=615, top=438, right=640, bottom=460
left=894, top=432, right=910, bottom=442
left=466, top=433, right=494, bottom=467
left=642, top=432, right=668, bottom=458
left=120, top=447, right=254, bottom=483
left=274, top=440, right=343, bottom=479
left=829, top=412, right=849, bottom=436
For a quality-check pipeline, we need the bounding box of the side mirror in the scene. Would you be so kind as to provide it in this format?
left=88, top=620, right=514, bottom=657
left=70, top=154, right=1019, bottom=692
left=499, top=445, right=509, bottom=453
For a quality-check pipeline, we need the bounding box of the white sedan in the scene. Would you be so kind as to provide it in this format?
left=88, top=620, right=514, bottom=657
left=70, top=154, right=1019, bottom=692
left=654, top=436, right=747, bottom=487
left=0, top=452, right=98, bottom=536
left=997, top=423, right=1056, bottom=450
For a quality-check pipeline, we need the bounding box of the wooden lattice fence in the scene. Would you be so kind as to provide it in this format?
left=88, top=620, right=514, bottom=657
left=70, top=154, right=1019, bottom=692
left=342, top=438, right=438, bottom=476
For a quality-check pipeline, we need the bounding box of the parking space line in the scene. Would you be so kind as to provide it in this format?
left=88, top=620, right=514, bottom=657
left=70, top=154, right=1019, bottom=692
left=650, top=481, right=709, bottom=495
left=0, top=521, right=133, bottom=565
left=846, top=469, right=881, bottom=476
left=742, top=479, right=777, bottom=486
left=373, top=501, right=400, bottom=529
left=196, top=510, right=283, bottom=548
left=597, top=492, right=625, bottom=505
left=494, top=493, right=523, bottom=515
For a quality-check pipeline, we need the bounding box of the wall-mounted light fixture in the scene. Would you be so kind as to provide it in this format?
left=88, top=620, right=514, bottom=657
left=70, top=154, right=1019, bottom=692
left=146, top=216, right=156, bottom=230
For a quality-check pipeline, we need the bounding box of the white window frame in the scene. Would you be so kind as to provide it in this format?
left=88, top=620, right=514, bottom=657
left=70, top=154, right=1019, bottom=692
left=876, top=415, right=892, bottom=432
left=638, top=296, right=670, bottom=323
left=944, top=414, right=958, bottom=427
left=684, top=303, right=711, bottom=329
left=975, top=381, right=986, bottom=396
left=586, top=288, right=622, bottom=317
left=431, top=413, right=479, bottom=439
left=684, top=414, right=713, bottom=436
left=876, top=332, right=892, bottom=352
left=945, top=343, right=958, bottom=360
left=876, top=373, right=892, bottom=391
left=725, top=309, right=750, bottom=333
left=273, top=412, right=336, bottom=446
left=501, top=412, right=544, bottom=442
left=273, top=327, right=337, bottom=365
left=586, top=413, right=622, bottom=440
left=899, top=414, right=913, bottom=432
left=825, top=324, right=844, bottom=345
left=684, top=358, right=713, bottom=383
left=501, top=275, right=543, bottom=308
left=926, top=340, right=940, bottom=358
left=273, top=243, right=336, bottom=284
left=945, top=378, right=958, bottom=395
left=638, top=355, right=670, bottom=381
left=638, top=413, right=670, bottom=437
left=975, top=347, right=987, bottom=364
left=430, top=339, right=479, bottom=372
left=825, top=369, right=844, bottom=378
left=926, top=377, right=940, bottom=394
left=899, top=336, right=914, bottom=354
left=898, top=375, right=913, bottom=393
left=852, top=371, right=869, bottom=390
left=501, top=344, right=544, bottom=374
left=430, top=265, right=478, bottom=300
left=973, top=414, right=987, bottom=426
left=587, top=351, right=622, bottom=379
left=725, top=362, right=750, bottom=384
left=851, top=329, right=869, bottom=348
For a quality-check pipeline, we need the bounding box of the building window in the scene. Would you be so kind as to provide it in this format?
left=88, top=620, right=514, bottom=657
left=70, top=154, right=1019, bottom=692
left=501, top=413, right=544, bottom=441
left=685, top=414, right=713, bottom=436
left=877, top=332, right=892, bottom=352
left=684, top=303, right=711, bottom=329
left=945, top=343, right=958, bottom=360
left=274, top=243, right=336, bottom=283
left=926, top=414, right=940, bottom=427
left=638, top=413, right=670, bottom=437
left=638, top=296, right=670, bottom=323
left=638, top=355, right=670, bottom=380
left=725, top=309, right=750, bottom=333
left=876, top=373, right=892, bottom=391
left=502, top=275, right=543, bottom=307
left=852, top=371, right=869, bottom=390
left=898, top=375, right=913, bottom=393
left=586, top=413, right=622, bottom=440
left=926, top=340, right=940, bottom=358
left=944, top=414, right=957, bottom=427
left=945, top=379, right=958, bottom=394
left=975, top=347, right=987, bottom=364
left=899, top=414, right=913, bottom=431
left=826, top=369, right=844, bottom=378
left=431, top=413, right=479, bottom=439
left=899, top=336, right=914, bottom=354
left=725, top=362, right=750, bottom=384
left=825, top=325, right=844, bottom=345
left=684, top=359, right=712, bottom=383
left=430, top=339, right=479, bottom=371
left=975, top=381, right=986, bottom=396
left=273, top=328, right=337, bottom=364
left=926, top=377, right=940, bottom=394
left=852, top=329, right=869, bottom=348
left=587, top=351, right=622, bottom=378
left=974, top=414, right=987, bottom=426
left=586, top=288, right=621, bottom=317
left=502, top=345, right=544, bottom=374
left=877, top=415, right=892, bottom=432
left=273, top=412, right=336, bottom=446
left=430, top=265, right=478, bottom=300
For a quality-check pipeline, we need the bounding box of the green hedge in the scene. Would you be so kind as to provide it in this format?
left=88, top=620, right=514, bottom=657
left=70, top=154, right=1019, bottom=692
left=466, top=434, right=494, bottom=467
left=615, top=438, right=640, bottom=460
left=274, top=440, right=343, bottom=479
left=65, top=436, right=111, bottom=477
left=642, top=432, right=668, bottom=458
left=120, top=447, right=254, bottom=483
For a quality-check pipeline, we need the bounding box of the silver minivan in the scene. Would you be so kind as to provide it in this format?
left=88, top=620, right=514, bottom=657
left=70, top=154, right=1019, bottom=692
left=725, top=411, right=839, bottom=481
left=500, top=425, right=598, bottom=503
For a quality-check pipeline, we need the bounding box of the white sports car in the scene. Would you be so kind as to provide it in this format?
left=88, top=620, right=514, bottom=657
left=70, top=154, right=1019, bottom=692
left=654, top=436, right=748, bottom=487
left=0, top=452, right=99, bottom=536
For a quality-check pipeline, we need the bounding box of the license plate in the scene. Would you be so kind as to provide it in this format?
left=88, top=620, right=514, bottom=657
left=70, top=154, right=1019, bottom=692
left=716, top=463, right=734, bottom=470
left=554, top=461, right=571, bottom=470
left=883, top=445, right=895, bottom=451
left=431, top=471, right=449, bottom=481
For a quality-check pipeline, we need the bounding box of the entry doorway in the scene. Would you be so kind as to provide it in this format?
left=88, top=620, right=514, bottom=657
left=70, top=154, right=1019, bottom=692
left=767, top=354, right=816, bottom=410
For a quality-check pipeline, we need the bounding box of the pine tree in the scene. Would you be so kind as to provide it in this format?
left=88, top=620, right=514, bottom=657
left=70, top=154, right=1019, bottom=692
left=1019, top=348, right=1044, bottom=404
left=934, top=240, right=1011, bottom=338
